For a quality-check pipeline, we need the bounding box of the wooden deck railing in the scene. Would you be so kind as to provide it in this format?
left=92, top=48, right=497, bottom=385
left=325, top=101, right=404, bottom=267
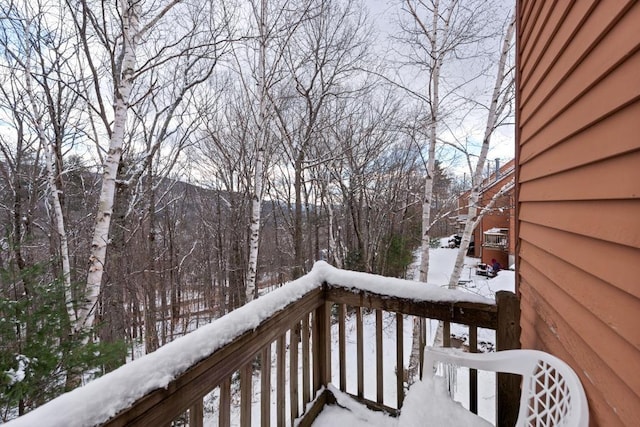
left=106, top=287, right=328, bottom=427
left=322, top=285, right=521, bottom=425
left=8, top=270, right=520, bottom=427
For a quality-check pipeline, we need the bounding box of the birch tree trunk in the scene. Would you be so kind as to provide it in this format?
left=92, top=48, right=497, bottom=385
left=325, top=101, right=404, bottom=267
left=21, top=19, right=76, bottom=327
left=77, top=2, right=140, bottom=333
left=418, top=0, right=442, bottom=283
left=448, top=11, right=515, bottom=289
left=419, top=113, right=438, bottom=282
left=246, top=0, right=268, bottom=303
left=403, top=0, right=498, bottom=381
left=39, top=104, right=76, bottom=324
left=413, top=0, right=443, bottom=385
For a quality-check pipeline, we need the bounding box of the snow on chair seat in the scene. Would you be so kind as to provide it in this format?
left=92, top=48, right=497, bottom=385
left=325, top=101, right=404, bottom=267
left=421, top=348, right=589, bottom=427
left=398, top=373, right=493, bottom=426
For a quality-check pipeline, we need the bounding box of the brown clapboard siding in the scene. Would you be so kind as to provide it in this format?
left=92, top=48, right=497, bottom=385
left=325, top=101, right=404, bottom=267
left=519, top=201, right=640, bottom=249
left=519, top=0, right=598, bottom=102
left=517, top=258, right=640, bottom=403
left=519, top=0, right=571, bottom=90
left=519, top=101, right=640, bottom=182
left=519, top=282, right=627, bottom=427
left=521, top=2, right=640, bottom=133
left=520, top=0, right=631, bottom=110
left=519, top=151, right=640, bottom=202
left=520, top=52, right=640, bottom=158
left=521, top=0, right=636, bottom=107
left=519, top=0, right=535, bottom=34
left=519, top=222, right=640, bottom=299
left=518, top=0, right=555, bottom=72
left=516, top=1, right=640, bottom=424
left=521, top=243, right=640, bottom=351
left=519, top=0, right=545, bottom=60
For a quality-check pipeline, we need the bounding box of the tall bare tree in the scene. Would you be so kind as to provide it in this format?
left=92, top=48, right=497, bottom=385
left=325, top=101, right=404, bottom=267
left=68, top=0, right=234, bottom=334
left=448, top=10, right=515, bottom=288
left=243, top=0, right=313, bottom=301
left=396, top=0, right=506, bottom=382
left=271, top=0, right=373, bottom=278
left=0, top=1, right=81, bottom=326
left=398, top=0, right=497, bottom=282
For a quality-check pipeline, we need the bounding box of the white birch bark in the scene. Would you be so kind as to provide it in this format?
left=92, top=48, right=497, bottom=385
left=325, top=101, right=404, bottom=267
left=419, top=136, right=437, bottom=282
left=246, top=0, right=268, bottom=303
left=77, top=2, right=140, bottom=332
left=413, top=0, right=443, bottom=385
left=41, top=117, right=76, bottom=325
left=22, top=19, right=77, bottom=326
left=418, top=0, right=441, bottom=283
left=448, top=11, right=515, bottom=289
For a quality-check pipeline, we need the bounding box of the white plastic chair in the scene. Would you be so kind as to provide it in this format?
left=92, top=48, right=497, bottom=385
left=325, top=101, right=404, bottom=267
left=424, top=348, right=589, bottom=427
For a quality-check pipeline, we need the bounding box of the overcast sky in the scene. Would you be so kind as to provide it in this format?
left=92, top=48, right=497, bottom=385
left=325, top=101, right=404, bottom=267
left=365, top=0, right=516, bottom=175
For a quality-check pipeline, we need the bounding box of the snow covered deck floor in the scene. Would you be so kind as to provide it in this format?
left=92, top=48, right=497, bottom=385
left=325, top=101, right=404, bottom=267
left=311, top=387, right=397, bottom=427
left=311, top=380, right=495, bottom=427
left=5, top=261, right=521, bottom=427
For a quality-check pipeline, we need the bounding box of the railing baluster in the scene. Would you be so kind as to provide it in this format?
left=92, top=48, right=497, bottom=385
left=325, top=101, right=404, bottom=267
left=419, top=317, right=425, bottom=378
left=338, top=303, right=346, bottom=392
left=302, top=313, right=311, bottom=408
left=469, top=325, right=478, bottom=415
left=189, top=397, right=203, bottom=427
left=356, top=306, right=364, bottom=399
left=313, top=300, right=330, bottom=392
left=241, top=362, right=252, bottom=427
left=219, top=378, right=231, bottom=427
left=443, top=321, right=451, bottom=347
left=376, top=309, right=383, bottom=404
left=312, top=307, right=318, bottom=392
left=290, top=323, right=300, bottom=423
left=325, top=303, right=331, bottom=384
left=261, top=345, right=271, bottom=427
left=496, top=291, right=522, bottom=427
left=396, top=312, right=404, bottom=409
left=277, top=335, right=286, bottom=426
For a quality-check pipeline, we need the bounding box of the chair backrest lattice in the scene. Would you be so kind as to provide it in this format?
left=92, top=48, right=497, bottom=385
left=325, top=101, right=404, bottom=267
left=423, top=348, right=589, bottom=427
left=525, top=360, right=572, bottom=426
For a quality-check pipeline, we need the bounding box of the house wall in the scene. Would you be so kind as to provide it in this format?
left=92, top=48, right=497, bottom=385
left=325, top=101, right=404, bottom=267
left=457, top=160, right=515, bottom=265
left=516, top=1, right=640, bottom=426
left=474, top=181, right=514, bottom=268
left=476, top=166, right=514, bottom=266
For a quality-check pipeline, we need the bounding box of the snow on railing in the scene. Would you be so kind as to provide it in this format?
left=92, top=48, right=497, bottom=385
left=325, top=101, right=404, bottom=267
left=5, top=262, right=515, bottom=427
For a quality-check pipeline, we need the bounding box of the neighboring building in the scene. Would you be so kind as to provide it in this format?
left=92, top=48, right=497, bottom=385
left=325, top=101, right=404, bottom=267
left=454, top=159, right=516, bottom=269
left=516, top=1, right=640, bottom=426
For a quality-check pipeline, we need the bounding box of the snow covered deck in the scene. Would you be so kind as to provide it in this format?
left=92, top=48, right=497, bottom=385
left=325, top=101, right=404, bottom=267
left=5, top=262, right=521, bottom=427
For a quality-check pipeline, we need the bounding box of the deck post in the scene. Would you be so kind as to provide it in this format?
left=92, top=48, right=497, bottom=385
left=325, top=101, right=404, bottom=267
left=241, top=362, right=252, bottom=427
left=396, top=313, right=404, bottom=409
left=496, top=290, right=521, bottom=427
left=313, top=283, right=331, bottom=391
left=189, top=397, right=203, bottom=427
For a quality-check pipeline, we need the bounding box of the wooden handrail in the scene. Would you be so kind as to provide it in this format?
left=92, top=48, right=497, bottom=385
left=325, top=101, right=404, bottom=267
left=105, top=287, right=324, bottom=426
left=325, top=284, right=498, bottom=329
left=321, top=283, right=518, bottom=423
